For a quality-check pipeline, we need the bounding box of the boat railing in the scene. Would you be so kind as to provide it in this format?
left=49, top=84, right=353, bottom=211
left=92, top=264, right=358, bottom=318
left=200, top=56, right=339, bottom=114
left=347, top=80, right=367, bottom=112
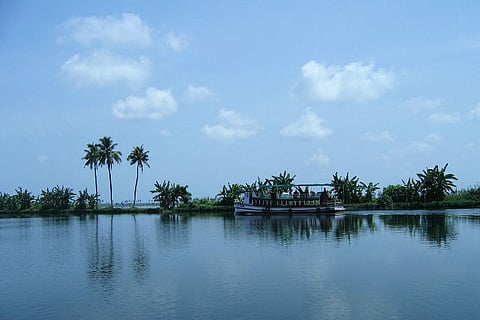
left=248, top=193, right=343, bottom=208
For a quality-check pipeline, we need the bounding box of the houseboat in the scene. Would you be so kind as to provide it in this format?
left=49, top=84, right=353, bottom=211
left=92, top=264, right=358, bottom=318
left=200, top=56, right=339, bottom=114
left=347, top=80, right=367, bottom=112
left=234, top=183, right=345, bottom=216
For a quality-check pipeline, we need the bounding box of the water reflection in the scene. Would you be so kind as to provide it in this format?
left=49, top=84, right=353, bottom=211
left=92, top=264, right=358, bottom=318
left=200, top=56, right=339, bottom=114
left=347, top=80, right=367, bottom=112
left=232, top=213, right=462, bottom=247
left=41, top=216, right=72, bottom=239
left=2, top=211, right=480, bottom=320
left=380, top=214, right=457, bottom=247
left=87, top=216, right=118, bottom=293
left=131, top=216, right=149, bottom=283
left=155, top=214, right=190, bottom=252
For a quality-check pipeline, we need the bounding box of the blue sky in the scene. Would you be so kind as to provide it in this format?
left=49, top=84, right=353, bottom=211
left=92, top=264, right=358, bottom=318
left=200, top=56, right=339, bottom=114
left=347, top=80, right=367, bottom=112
left=1, top=1, right=480, bottom=203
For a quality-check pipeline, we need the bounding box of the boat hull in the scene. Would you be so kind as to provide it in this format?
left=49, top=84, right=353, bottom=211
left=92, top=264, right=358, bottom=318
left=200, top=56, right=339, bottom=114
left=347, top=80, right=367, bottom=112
left=234, top=203, right=345, bottom=216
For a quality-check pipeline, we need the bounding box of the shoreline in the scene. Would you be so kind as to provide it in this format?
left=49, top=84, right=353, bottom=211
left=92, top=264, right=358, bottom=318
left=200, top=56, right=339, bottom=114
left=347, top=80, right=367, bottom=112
left=2, top=200, right=480, bottom=218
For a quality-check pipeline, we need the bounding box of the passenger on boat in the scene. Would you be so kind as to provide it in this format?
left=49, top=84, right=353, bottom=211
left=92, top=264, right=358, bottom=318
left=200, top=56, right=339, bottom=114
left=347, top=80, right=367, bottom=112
left=320, top=188, right=329, bottom=206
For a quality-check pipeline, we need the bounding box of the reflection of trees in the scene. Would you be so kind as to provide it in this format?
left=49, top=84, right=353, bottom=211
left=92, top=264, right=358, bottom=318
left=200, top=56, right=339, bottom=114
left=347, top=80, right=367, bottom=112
left=132, top=216, right=149, bottom=282
left=87, top=216, right=118, bottom=293
left=380, top=214, right=422, bottom=236
left=380, top=214, right=457, bottom=247
left=230, top=213, right=466, bottom=246
left=232, top=216, right=351, bottom=244
left=421, top=215, right=457, bottom=246
left=41, top=217, right=72, bottom=237
left=156, top=214, right=190, bottom=252
left=333, top=215, right=377, bottom=241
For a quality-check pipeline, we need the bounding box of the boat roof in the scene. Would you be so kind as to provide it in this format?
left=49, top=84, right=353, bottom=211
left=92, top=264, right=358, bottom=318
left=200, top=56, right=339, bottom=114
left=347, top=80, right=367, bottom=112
left=266, top=183, right=332, bottom=188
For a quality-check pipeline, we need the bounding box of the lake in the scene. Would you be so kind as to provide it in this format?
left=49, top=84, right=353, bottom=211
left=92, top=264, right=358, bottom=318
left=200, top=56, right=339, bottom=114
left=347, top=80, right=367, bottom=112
left=1, top=210, right=480, bottom=319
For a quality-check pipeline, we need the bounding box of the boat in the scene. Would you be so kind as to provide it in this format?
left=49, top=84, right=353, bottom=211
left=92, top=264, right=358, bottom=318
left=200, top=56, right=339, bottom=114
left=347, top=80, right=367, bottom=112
left=234, top=183, right=345, bottom=216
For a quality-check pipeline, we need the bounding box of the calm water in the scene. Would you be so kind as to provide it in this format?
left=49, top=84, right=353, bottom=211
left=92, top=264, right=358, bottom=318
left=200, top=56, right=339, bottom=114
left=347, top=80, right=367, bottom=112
left=1, top=210, right=480, bottom=319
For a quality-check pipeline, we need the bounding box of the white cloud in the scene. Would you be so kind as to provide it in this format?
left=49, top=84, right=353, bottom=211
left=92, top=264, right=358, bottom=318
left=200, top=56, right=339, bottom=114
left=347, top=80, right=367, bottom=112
left=465, top=142, right=476, bottom=152
left=202, top=109, right=261, bottom=141
left=409, top=134, right=443, bottom=156
left=112, top=87, right=177, bottom=120
left=306, top=149, right=330, bottom=167
left=184, top=84, right=213, bottom=103
left=281, top=108, right=332, bottom=139
left=468, top=102, right=480, bottom=119
left=159, top=129, right=172, bottom=137
left=428, top=112, right=460, bottom=124
left=362, top=130, right=393, bottom=142
left=164, top=32, right=189, bottom=51
left=297, top=61, right=395, bottom=102
left=61, top=51, right=150, bottom=87
left=399, top=97, right=443, bottom=113
left=384, top=134, right=444, bottom=160
left=59, top=13, right=152, bottom=46
left=37, top=155, right=48, bottom=163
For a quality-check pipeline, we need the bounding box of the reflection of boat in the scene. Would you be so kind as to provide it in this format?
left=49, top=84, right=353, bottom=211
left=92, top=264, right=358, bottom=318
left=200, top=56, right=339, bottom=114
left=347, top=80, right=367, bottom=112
left=234, top=183, right=345, bottom=216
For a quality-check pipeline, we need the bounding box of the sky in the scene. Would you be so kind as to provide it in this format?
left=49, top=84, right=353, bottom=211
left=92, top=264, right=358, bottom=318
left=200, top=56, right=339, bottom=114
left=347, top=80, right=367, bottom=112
left=1, top=1, right=480, bottom=203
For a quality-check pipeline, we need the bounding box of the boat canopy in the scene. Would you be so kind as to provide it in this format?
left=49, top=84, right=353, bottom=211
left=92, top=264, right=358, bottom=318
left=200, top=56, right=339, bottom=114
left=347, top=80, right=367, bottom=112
left=262, top=183, right=332, bottom=188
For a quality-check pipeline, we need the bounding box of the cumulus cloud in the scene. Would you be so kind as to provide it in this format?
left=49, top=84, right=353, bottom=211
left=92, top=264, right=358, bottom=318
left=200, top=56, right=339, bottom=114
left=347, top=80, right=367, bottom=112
left=202, top=109, right=261, bottom=141
left=399, top=97, right=443, bottom=113
left=465, top=142, right=476, bottom=152
left=112, top=87, right=177, bottom=120
left=59, top=13, right=152, bottom=46
left=164, top=32, right=189, bottom=51
left=362, top=130, right=393, bottom=142
left=297, top=61, right=395, bottom=102
left=428, top=112, right=461, bottom=124
left=183, top=84, right=213, bottom=103
left=61, top=51, right=150, bottom=87
left=382, top=133, right=443, bottom=161
left=158, top=129, right=172, bottom=137
left=37, top=155, right=48, bottom=163
left=306, top=149, right=330, bottom=167
left=281, top=108, right=332, bottom=139
left=409, top=134, right=443, bottom=156
left=468, top=103, right=480, bottom=119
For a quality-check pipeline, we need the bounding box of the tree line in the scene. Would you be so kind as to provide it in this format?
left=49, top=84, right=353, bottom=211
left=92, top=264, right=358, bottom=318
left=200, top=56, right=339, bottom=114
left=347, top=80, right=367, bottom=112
left=82, top=136, right=191, bottom=210
left=0, top=136, right=192, bottom=213
left=1, top=136, right=479, bottom=214
left=216, top=165, right=480, bottom=209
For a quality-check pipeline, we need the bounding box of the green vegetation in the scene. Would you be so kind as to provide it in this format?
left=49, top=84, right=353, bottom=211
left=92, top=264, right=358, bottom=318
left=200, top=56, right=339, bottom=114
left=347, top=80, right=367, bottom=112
left=1, top=136, right=479, bottom=217
left=376, top=163, right=462, bottom=210
left=82, top=142, right=100, bottom=208
left=98, top=136, right=122, bottom=208
left=127, top=145, right=150, bottom=208
left=151, top=180, right=192, bottom=211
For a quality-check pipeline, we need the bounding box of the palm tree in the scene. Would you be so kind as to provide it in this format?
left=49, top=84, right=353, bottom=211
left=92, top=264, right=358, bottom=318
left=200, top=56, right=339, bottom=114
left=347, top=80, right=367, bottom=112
left=268, top=170, right=296, bottom=192
left=417, top=163, right=457, bottom=202
left=331, top=172, right=361, bottom=204
left=98, top=137, right=122, bottom=207
left=127, top=145, right=150, bottom=207
left=14, top=187, right=34, bottom=210
left=82, top=142, right=100, bottom=208
left=216, top=183, right=243, bottom=205
left=360, top=182, right=380, bottom=203
left=151, top=180, right=174, bottom=210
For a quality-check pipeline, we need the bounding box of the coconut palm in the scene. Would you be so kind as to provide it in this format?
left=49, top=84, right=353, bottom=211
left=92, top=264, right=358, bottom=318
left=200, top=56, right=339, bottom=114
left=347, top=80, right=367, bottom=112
left=82, top=142, right=100, bottom=208
left=127, top=145, right=150, bottom=207
left=98, top=137, right=122, bottom=207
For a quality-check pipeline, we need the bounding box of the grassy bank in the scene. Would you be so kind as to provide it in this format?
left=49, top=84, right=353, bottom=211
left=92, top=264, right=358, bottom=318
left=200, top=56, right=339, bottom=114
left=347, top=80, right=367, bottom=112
left=3, top=200, right=480, bottom=218
left=346, top=199, right=480, bottom=211
left=0, top=204, right=234, bottom=218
